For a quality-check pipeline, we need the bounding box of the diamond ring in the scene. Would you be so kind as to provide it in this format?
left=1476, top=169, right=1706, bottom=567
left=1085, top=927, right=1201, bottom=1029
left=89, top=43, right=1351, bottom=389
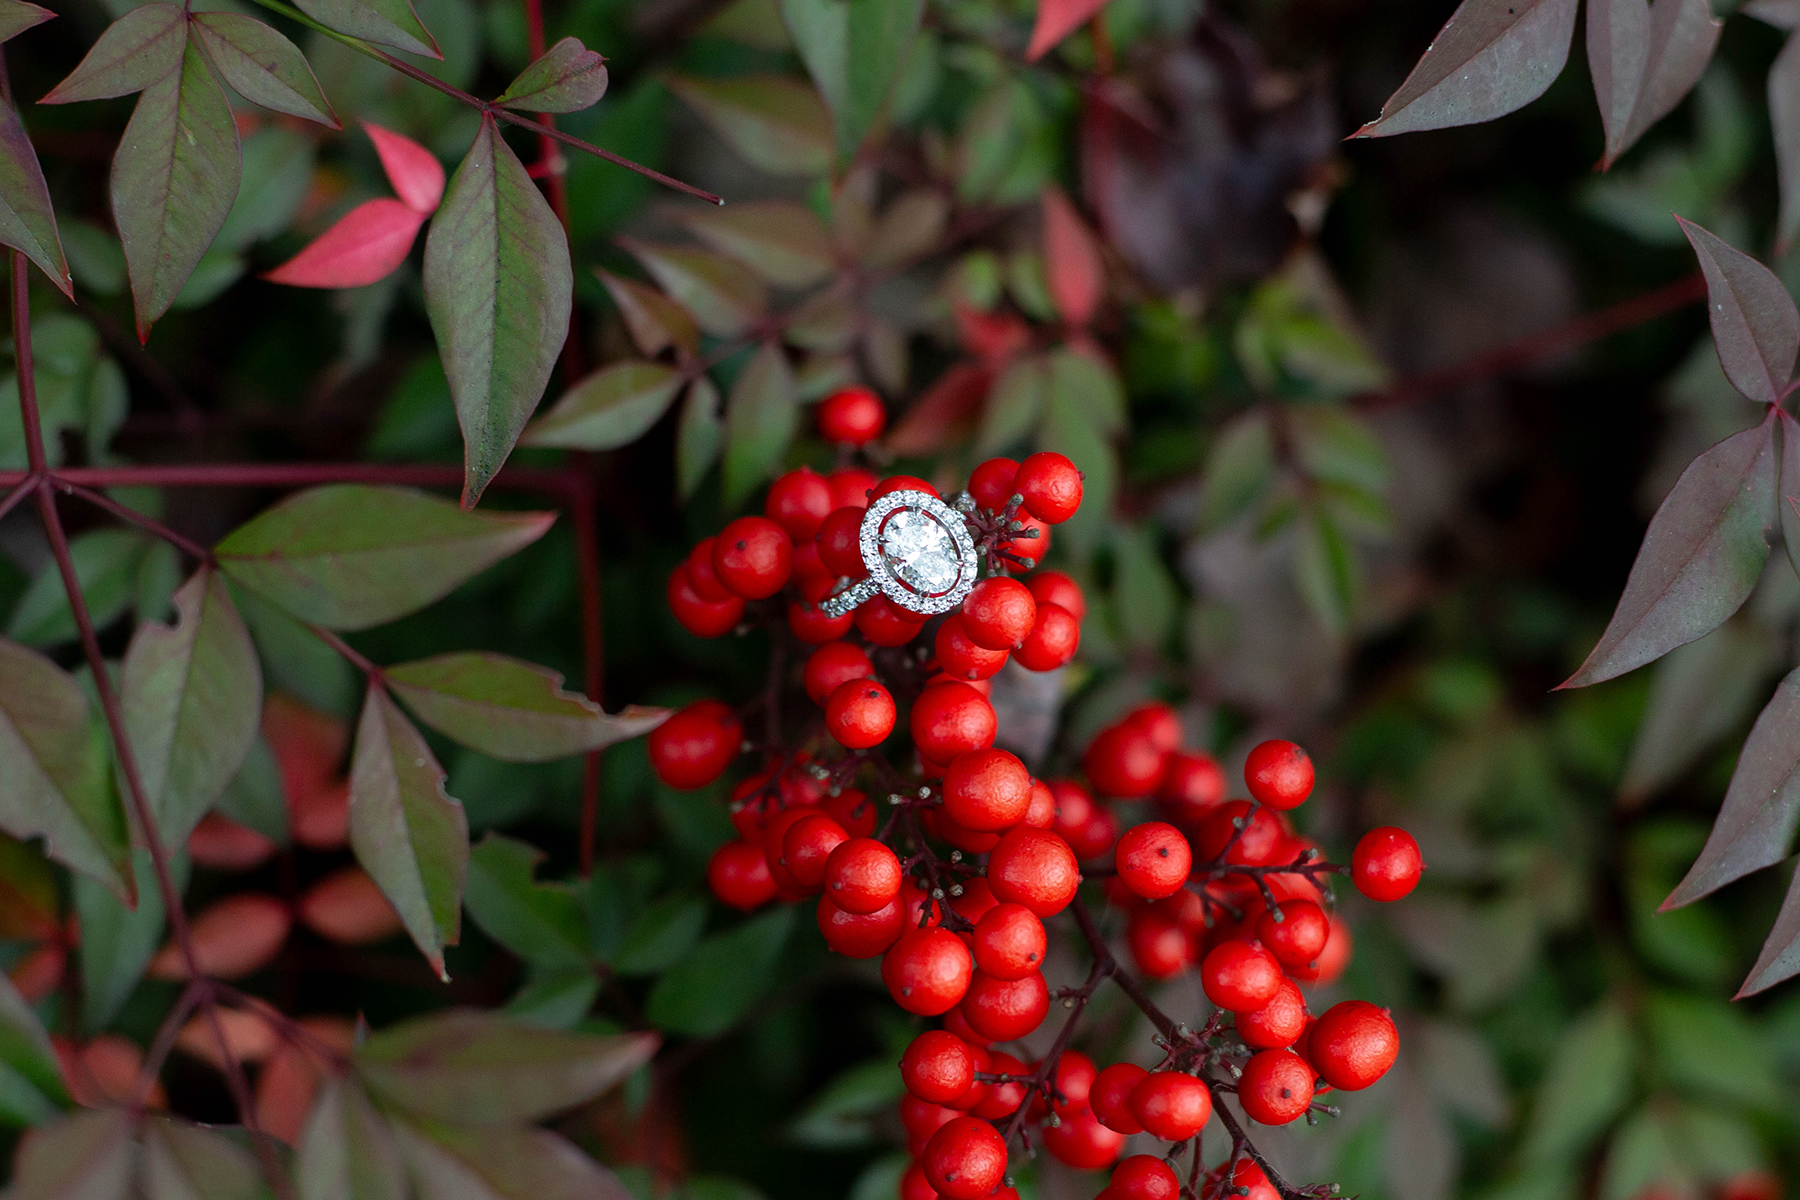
left=820, top=490, right=980, bottom=619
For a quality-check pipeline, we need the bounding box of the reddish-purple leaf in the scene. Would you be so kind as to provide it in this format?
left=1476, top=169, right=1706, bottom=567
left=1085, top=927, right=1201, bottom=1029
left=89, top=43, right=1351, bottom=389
left=1350, top=0, right=1579, bottom=138
left=262, top=198, right=425, bottom=289
left=1783, top=411, right=1800, bottom=577
left=0, top=98, right=70, bottom=297
left=1587, top=0, right=1720, bottom=167
left=494, top=36, right=608, bottom=114
left=1737, top=854, right=1800, bottom=995
left=1770, top=33, right=1800, bottom=253
left=1041, top=187, right=1102, bottom=328
left=40, top=2, right=185, bottom=104
left=1562, top=414, right=1778, bottom=688
left=0, top=0, right=52, bottom=44
left=292, top=0, right=439, bottom=59
left=1026, top=0, right=1110, bottom=61
left=364, top=121, right=444, bottom=215
left=1680, top=217, right=1800, bottom=406
left=597, top=269, right=699, bottom=357
left=190, top=12, right=338, bottom=128
left=671, top=201, right=834, bottom=289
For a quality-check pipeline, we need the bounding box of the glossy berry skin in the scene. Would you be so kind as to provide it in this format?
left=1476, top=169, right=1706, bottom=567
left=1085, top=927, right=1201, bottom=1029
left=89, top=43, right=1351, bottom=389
left=921, top=1117, right=1007, bottom=1200
left=972, top=903, right=1046, bottom=980
left=871, top=474, right=941, bottom=502
left=973, top=1050, right=1029, bottom=1118
left=1310, top=1001, right=1399, bottom=1090
left=934, top=813, right=1000, bottom=855
left=765, top=467, right=834, bottom=542
left=817, top=385, right=886, bottom=444
left=934, top=615, right=1010, bottom=680
left=1084, top=723, right=1167, bottom=798
left=707, top=840, right=776, bottom=910
left=1022, top=780, right=1056, bottom=828
left=901, top=1095, right=960, bottom=1145
left=1041, top=1105, right=1123, bottom=1170
left=943, top=749, right=1032, bottom=831
left=1238, top=1049, right=1316, bottom=1125
left=960, top=969, right=1049, bottom=1041
left=1026, top=570, right=1086, bottom=621
left=1115, top=822, right=1192, bottom=899
left=911, top=682, right=998, bottom=761
left=762, top=807, right=819, bottom=896
left=684, top=538, right=735, bottom=601
left=1229, top=1161, right=1280, bottom=1200
left=1014, top=452, right=1083, bottom=523
left=814, top=506, right=869, bottom=579
left=1046, top=1050, right=1097, bottom=1115
left=899, top=1162, right=938, bottom=1200
left=781, top=813, right=847, bottom=891
left=824, top=787, right=876, bottom=838
left=787, top=576, right=854, bottom=644
left=648, top=701, right=741, bottom=789
left=825, top=680, right=896, bottom=749
left=1237, top=978, right=1307, bottom=1049
left=1201, top=939, right=1283, bottom=1012
left=1158, top=751, right=1225, bottom=822
left=1244, top=740, right=1314, bottom=810
left=1352, top=827, right=1424, bottom=901
left=1090, top=1063, right=1147, bottom=1134
left=667, top=565, right=745, bottom=637
left=1128, top=1071, right=1212, bottom=1141
left=1289, top=914, right=1352, bottom=986
left=1112, top=1156, right=1181, bottom=1200
left=968, top=457, right=1021, bottom=510
left=962, top=577, right=1037, bottom=650
left=711, top=516, right=793, bottom=599
left=855, top=595, right=928, bottom=647
left=987, top=828, right=1080, bottom=917
left=901, top=1030, right=975, bottom=1104
left=882, top=928, right=974, bottom=1015
left=816, top=895, right=905, bottom=958
left=1195, top=801, right=1284, bottom=865
left=828, top=467, right=878, bottom=509
left=1256, top=900, right=1330, bottom=969
left=1127, top=911, right=1193, bottom=980
left=824, top=837, right=901, bottom=914
left=1001, top=512, right=1051, bottom=565
left=1125, top=702, right=1182, bottom=752
left=803, top=641, right=872, bottom=705
left=1013, top=602, right=1080, bottom=671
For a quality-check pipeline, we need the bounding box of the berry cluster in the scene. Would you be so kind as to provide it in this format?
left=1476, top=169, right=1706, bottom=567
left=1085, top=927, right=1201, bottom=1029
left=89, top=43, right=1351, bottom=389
left=645, top=395, right=1425, bottom=1199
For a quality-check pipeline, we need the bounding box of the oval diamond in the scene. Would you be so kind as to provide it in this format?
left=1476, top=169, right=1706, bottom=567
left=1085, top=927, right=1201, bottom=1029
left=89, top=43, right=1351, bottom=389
left=880, top=507, right=962, bottom=597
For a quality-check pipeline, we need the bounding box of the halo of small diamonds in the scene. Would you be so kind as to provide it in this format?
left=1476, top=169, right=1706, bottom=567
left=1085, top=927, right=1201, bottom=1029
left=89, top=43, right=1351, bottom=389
left=859, top=490, right=978, bottom=615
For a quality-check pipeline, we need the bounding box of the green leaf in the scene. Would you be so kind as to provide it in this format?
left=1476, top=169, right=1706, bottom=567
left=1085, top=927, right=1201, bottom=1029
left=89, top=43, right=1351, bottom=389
left=0, top=972, right=67, bottom=1122
left=975, top=355, right=1046, bottom=456
left=1294, top=505, right=1359, bottom=634
left=722, top=342, right=798, bottom=508
left=1110, top=525, right=1178, bottom=653
left=122, top=568, right=262, bottom=851
left=1621, top=620, right=1778, bottom=802
left=778, top=0, right=923, bottom=155
left=0, top=639, right=130, bottom=901
left=1041, top=352, right=1119, bottom=553
left=1290, top=406, right=1387, bottom=493
left=296, top=1078, right=408, bottom=1200
left=597, top=270, right=699, bottom=358
left=75, top=848, right=188, bottom=1032
left=6, top=1108, right=136, bottom=1200
left=215, top=484, right=554, bottom=632
left=190, top=12, right=337, bottom=126
left=1598, top=1108, right=1681, bottom=1200
left=292, top=0, right=440, bottom=58
left=645, top=906, right=794, bottom=1037
left=1197, top=410, right=1276, bottom=531
left=495, top=36, right=608, bottom=113
left=684, top=1177, right=770, bottom=1200
left=217, top=733, right=286, bottom=844
left=356, top=1009, right=658, bottom=1124
left=504, top=970, right=601, bottom=1029
left=424, top=114, right=573, bottom=506
left=621, top=240, right=766, bottom=338
left=1521, top=1004, right=1635, bottom=1166
left=40, top=3, right=186, bottom=104
left=782, top=285, right=856, bottom=353
left=0, top=97, right=70, bottom=297
left=662, top=74, right=833, bottom=177
left=348, top=683, right=468, bottom=977
left=672, top=201, right=835, bottom=289
left=676, top=377, right=723, bottom=502
left=612, top=894, right=706, bottom=975
left=392, top=1119, right=636, bottom=1200
left=521, top=362, right=684, bottom=451
left=216, top=128, right=314, bottom=253
left=8, top=528, right=145, bottom=646
left=140, top=1116, right=262, bottom=1200
left=463, top=832, right=592, bottom=969
left=788, top=1060, right=905, bottom=1148
left=1643, top=990, right=1781, bottom=1106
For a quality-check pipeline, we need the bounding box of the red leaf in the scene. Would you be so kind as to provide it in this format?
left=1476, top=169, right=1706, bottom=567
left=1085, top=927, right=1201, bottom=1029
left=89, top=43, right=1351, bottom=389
left=1026, top=0, right=1110, bottom=61
left=261, top=198, right=425, bottom=289
left=363, top=120, right=444, bottom=214
left=954, top=306, right=1031, bottom=364
left=886, top=361, right=996, bottom=456
left=1041, top=187, right=1103, bottom=327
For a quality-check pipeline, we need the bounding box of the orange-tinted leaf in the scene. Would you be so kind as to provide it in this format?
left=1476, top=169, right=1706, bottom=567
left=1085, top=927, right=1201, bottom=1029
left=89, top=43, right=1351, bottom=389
left=8, top=942, right=64, bottom=1003
left=1026, top=0, right=1109, bottom=61
left=263, top=694, right=348, bottom=802
left=255, top=1015, right=354, bottom=1144
left=262, top=198, right=425, bottom=289
left=298, top=865, right=404, bottom=944
left=293, top=779, right=350, bottom=850
left=186, top=812, right=276, bottom=872
left=364, top=120, right=444, bottom=214
left=147, top=892, right=291, bottom=980
left=55, top=1033, right=163, bottom=1107
left=175, top=1005, right=279, bottom=1069
left=1041, top=187, right=1102, bottom=327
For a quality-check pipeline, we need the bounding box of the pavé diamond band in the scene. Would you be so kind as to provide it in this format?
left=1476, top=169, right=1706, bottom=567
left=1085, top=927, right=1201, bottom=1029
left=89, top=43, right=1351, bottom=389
left=819, top=490, right=979, bottom=619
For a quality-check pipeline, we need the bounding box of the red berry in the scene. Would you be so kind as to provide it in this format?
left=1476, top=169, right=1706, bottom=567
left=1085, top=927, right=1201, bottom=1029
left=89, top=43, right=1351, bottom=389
left=791, top=538, right=830, bottom=583
left=1255, top=900, right=1330, bottom=969
left=1084, top=723, right=1167, bottom=798
left=943, top=749, right=1033, bottom=832
left=1128, top=1071, right=1211, bottom=1141
left=1309, top=1001, right=1398, bottom=1090
left=1014, top=452, right=1082, bottom=524
left=1237, top=978, right=1307, bottom=1049
left=1048, top=779, right=1095, bottom=836
left=765, top=467, right=834, bottom=542
left=971, top=903, right=1046, bottom=980
left=818, top=385, right=886, bottom=444
left=856, top=594, right=928, bottom=647
left=900, top=1161, right=938, bottom=1200
left=960, top=969, right=1048, bottom=1041
left=922, top=1117, right=1007, bottom=1200
left=934, top=812, right=1000, bottom=855
left=803, top=642, right=872, bottom=705
left=667, top=565, right=745, bottom=637
left=1244, top=740, right=1313, bottom=810
left=899, top=877, right=942, bottom=930
left=1125, top=702, right=1182, bottom=752
left=1090, top=1063, right=1147, bottom=1134
left=901, top=1094, right=960, bottom=1143
left=968, top=458, right=1021, bottom=510
left=1195, top=801, right=1284, bottom=865
left=883, top=928, right=975, bottom=1015
left=824, top=837, right=901, bottom=914
left=1041, top=1104, right=1123, bottom=1170
left=1158, top=751, right=1225, bottom=823
left=711, top=516, right=793, bottom=599
left=948, top=877, right=999, bottom=928
left=1200, top=939, right=1283, bottom=1012
left=823, top=787, right=876, bottom=838
left=1238, top=1049, right=1315, bottom=1124
left=647, top=700, right=741, bottom=789
left=1126, top=911, right=1193, bottom=980
left=1021, top=780, right=1055, bottom=828
left=871, top=474, right=941, bottom=502
left=781, top=813, right=848, bottom=891
left=684, top=538, right=735, bottom=601
left=934, top=615, right=1010, bottom=681
left=902, top=1030, right=976, bottom=1105
left=788, top=575, right=855, bottom=644
left=1229, top=1161, right=1280, bottom=1200
left=961, top=578, right=1037, bottom=650
left=707, top=840, right=776, bottom=910
left=911, top=682, right=997, bottom=761
left=825, top=679, right=896, bottom=749
left=1351, top=827, right=1423, bottom=902
left=1026, top=570, right=1085, bottom=621
left=816, top=894, right=906, bottom=958
left=1014, top=602, right=1079, bottom=671
left=986, top=828, right=1079, bottom=917
left=1112, top=1155, right=1180, bottom=1200
left=1067, top=802, right=1120, bottom=862
left=1047, top=1050, right=1097, bottom=1115
left=1115, top=821, right=1192, bottom=900
left=828, top=467, right=878, bottom=509
left=972, top=1050, right=1028, bottom=1119
left=815, top=506, right=868, bottom=578
left=762, top=807, right=818, bottom=895
left=1001, top=512, right=1051, bottom=563
left=1288, top=914, right=1352, bottom=986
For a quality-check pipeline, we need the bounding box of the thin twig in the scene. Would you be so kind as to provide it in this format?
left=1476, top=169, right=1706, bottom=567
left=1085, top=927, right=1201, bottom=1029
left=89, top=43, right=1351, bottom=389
left=59, top=481, right=214, bottom=563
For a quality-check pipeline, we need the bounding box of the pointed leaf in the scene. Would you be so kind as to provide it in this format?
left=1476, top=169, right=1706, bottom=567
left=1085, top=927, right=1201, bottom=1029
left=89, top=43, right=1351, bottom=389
left=297, top=1078, right=408, bottom=1200
left=111, top=37, right=241, bottom=338
left=496, top=36, right=608, bottom=113
left=1350, top=0, right=1580, bottom=137
left=215, top=484, right=554, bottom=632
left=779, top=0, right=923, bottom=155
left=1783, top=410, right=1800, bottom=578
left=75, top=848, right=188, bottom=1032
left=862, top=189, right=947, bottom=270
left=620, top=240, right=766, bottom=337
left=1774, top=34, right=1800, bottom=252
left=141, top=1117, right=262, bottom=1200
left=663, top=74, right=833, bottom=176
left=722, top=341, right=798, bottom=507
left=8, top=528, right=145, bottom=646
left=645, top=907, right=795, bottom=1036
left=424, top=115, right=572, bottom=507
left=0, top=639, right=130, bottom=900
left=1680, top=217, right=1800, bottom=404
left=1739, top=860, right=1800, bottom=994
left=121, top=568, right=262, bottom=851
left=521, top=361, right=684, bottom=451
left=975, top=354, right=1047, bottom=455
left=0, top=102, right=70, bottom=297
left=1620, top=620, right=1779, bottom=802
left=0, top=1, right=51, bottom=44
left=1588, top=0, right=1720, bottom=166
left=1026, top=0, right=1108, bottom=60
left=6, top=1109, right=136, bottom=1200
left=676, top=376, right=722, bottom=501
left=1520, top=1005, right=1635, bottom=1164
left=356, top=1009, right=658, bottom=1124
left=364, top=122, right=444, bottom=215
left=394, top=1119, right=636, bottom=1200
left=262, top=199, right=425, bottom=289
left=1563, top=416, right=1777, bottom=687
left=348, top=683, right=467, bottom=976
left=191, top=12, right=337, bottom=127
left=1041, top=187, right=1102, bottom=327
left=0, top=972, right=68, bottom=1119
left=40, top=3, right=185, bottom=104
left=462, top=833, right=591, bottom=968
left=597, top=269, right=697, bottom=357
left=291, top=0, right=439, bottom=59
left=671, top=201, right=835, bottom=288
